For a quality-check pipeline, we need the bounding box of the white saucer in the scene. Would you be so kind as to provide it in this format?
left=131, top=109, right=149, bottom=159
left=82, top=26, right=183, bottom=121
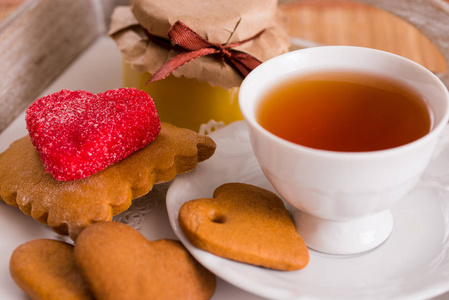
left=166, top=121, right=449, bottom=300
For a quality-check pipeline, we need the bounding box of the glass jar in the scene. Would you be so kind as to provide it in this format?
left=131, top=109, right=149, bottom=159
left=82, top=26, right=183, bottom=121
left=123, top=61, right=241, bottom=133
left=110, top=0, right=290, bottom=132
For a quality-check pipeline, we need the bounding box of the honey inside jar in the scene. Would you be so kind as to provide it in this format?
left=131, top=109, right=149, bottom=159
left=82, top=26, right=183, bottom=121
left=257, top=71, right=432, bottom=152
left=123, top=62, right=243, bottom=132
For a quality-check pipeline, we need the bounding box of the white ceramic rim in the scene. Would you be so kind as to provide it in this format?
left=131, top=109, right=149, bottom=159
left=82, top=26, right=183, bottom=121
left=239, top=46, right=449, bottom=160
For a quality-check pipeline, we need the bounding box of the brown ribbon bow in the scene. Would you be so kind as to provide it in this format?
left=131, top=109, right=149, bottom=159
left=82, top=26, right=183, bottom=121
left=146, top=21, right=265, bottom=84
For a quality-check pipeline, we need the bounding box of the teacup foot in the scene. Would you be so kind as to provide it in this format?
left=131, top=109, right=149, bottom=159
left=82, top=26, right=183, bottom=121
left=292, top=209, right=393, bottom=255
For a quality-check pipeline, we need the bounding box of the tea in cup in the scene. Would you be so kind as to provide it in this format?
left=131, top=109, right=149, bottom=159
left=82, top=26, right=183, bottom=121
left=239, top=46, right=449, bottom=254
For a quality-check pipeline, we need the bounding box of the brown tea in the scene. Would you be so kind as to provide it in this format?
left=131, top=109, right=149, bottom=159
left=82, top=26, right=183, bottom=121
left=257, top=71, right=432, bottom=152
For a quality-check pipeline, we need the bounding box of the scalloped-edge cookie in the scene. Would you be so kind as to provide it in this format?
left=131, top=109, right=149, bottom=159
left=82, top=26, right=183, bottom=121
left=179, top=182, right=309, bottom=271
left=0, top=122, right=216, bottom=239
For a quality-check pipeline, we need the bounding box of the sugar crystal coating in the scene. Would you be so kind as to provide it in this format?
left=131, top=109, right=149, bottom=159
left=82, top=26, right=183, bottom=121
left=25, top=88, right=161, bottom=181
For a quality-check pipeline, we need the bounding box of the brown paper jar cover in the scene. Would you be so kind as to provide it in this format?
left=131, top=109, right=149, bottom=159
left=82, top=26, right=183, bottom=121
left=109, top=0, right=291, bottom=89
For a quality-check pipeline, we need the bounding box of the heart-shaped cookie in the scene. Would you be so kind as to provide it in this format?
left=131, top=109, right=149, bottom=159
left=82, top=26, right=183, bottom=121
left=9, top=223, right=216, bottom=300
left=74, top=222, right=216, bottom=300
left=10, top=239, right=94, bottom=300
left=178, top=182, right=309, bottom=271
left=25, top=88, right=161, bottom=181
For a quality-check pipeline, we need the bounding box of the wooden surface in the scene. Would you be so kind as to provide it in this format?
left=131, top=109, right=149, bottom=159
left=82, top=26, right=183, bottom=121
left=0, top=0, right=23, bottom=22
left=0, top=0, right=103, bottom=132
left=279, top=0, right=448, bottom=74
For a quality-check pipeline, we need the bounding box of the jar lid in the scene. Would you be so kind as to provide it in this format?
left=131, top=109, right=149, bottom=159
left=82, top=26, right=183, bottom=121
left=109, top=0, right=290, bottom=89
left=132, top=0, right=277, bottom=44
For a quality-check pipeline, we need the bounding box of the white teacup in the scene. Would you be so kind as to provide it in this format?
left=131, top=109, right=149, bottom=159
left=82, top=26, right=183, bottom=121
left=239, top=46, right=449, bottom=255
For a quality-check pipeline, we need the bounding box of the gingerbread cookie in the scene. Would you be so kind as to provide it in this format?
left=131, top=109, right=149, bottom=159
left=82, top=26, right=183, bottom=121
left=10, top=222, right=216, bottom=300
left=0, top=122, right=216, bottom=239
left=10, top=239, right=94, bottom=300
left=178, top=182, right=309, bottom=271
left=74, top=222, right=216, bottom=300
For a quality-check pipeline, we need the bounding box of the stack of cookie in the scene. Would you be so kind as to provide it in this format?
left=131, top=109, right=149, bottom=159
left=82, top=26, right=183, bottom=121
left=1, top=87, right=309, bottom=299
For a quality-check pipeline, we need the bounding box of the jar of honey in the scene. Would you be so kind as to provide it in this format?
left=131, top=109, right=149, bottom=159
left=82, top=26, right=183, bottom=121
left=122, top=63, right=241, bottom=133
left=109, top=0, right=290, bottom=133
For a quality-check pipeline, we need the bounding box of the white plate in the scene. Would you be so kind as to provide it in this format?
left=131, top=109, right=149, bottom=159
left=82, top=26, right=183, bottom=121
left=166, top=121, right=449, bottom=300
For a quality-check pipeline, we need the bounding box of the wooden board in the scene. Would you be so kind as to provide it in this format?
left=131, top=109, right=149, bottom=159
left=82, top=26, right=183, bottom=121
left=279, top=0, right=447, bottom=73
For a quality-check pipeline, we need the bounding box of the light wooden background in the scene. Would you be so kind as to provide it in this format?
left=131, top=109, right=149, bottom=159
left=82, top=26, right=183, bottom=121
left=0, top=0, right=24, bottom=21
left=279, top=0, right=448, bottom=74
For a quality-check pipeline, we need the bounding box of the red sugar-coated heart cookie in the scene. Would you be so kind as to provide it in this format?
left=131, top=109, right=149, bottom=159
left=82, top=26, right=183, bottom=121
left=25, top=88, right=161, bottom=181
